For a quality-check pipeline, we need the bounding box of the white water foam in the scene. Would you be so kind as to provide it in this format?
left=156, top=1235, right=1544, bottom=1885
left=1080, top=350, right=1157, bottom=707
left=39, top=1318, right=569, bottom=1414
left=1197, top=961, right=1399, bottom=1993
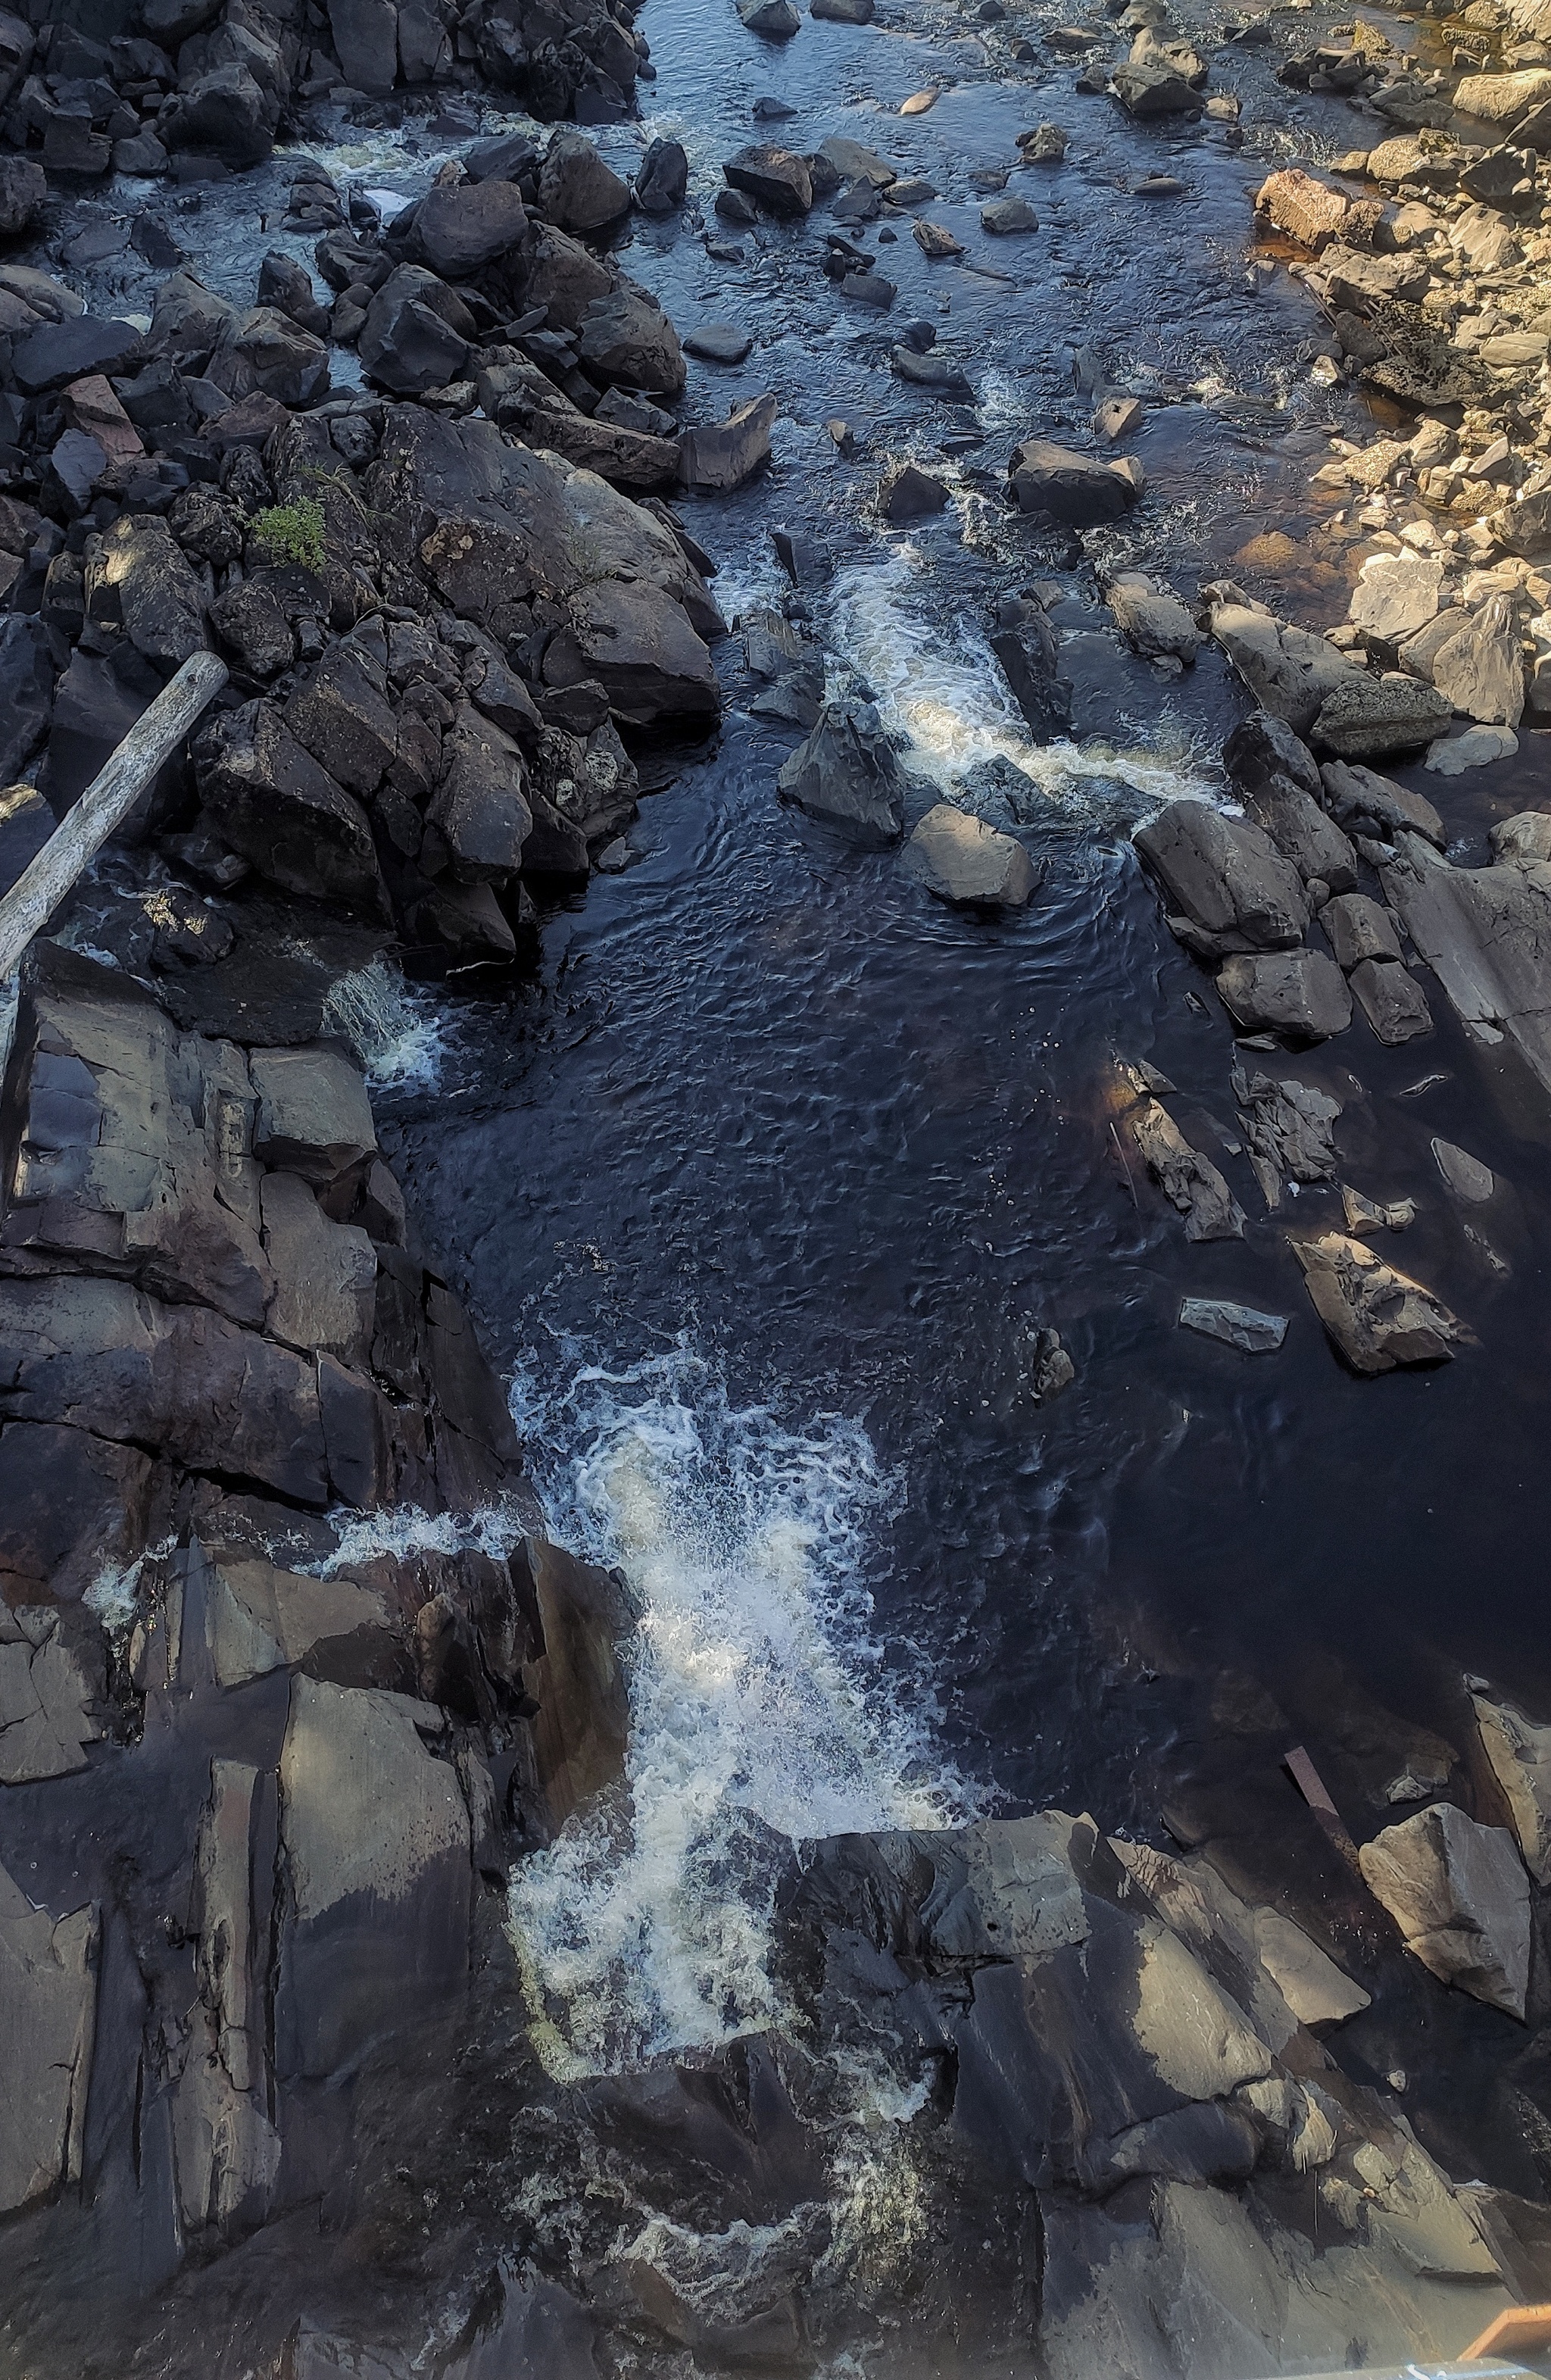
left=506, top=1346, right=969, bottom=2079
left=827, top=551, right=1220, bottom=816
left=322, top=957, right=451, bottom=1093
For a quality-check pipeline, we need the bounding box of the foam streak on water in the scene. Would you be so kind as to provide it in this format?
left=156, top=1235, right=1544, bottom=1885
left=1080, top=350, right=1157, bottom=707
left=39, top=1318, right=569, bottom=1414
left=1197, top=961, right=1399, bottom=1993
left=507, top=1347, right=966, bottom=2079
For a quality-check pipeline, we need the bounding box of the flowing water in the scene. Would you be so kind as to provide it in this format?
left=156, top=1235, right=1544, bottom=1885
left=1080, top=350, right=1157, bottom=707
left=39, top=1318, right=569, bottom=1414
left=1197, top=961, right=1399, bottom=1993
left=44, top=0, right=1551, bottom=2285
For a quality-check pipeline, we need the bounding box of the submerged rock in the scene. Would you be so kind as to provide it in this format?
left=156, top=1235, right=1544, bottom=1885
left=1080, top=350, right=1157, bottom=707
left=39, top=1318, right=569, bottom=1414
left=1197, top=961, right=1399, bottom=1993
left=1178, top=1298, right=1288, bottom=1352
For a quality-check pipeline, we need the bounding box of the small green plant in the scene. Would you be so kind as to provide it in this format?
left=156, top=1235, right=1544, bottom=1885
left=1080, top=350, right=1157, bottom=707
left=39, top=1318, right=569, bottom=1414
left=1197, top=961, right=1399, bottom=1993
left=251, top=495, right=327, bottom=574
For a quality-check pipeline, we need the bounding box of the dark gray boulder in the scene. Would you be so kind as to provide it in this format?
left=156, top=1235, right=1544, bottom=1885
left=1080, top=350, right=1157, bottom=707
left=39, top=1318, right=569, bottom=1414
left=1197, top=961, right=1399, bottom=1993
left=409, top=178, right=527, bottom=276
left=255, top=251, right=330, bottom=339
left=1009, top=436, right=1138, bottom=526
left=358, top=267, right=473, bottom=395
left=1216, top=949, right=1354, bottom=1039
left=426, top=704, right=532, bottom=881
left=538, top=132, right=631, bottom=233
left=1133, top=800, right=1309, bottom=958
left=195, top=700, right=386, bottom=914
left=991, top=595, right=1072, bottom=741
left=11, top=315, right=140, bottom=397
left=0, top=615, right=56, bottom=786
left=576, top=285, right=687, bottom=396
left=636, top=137, right=689, bottom=214
left=776, top=700, right=907, bottom=845
left=722, top=144, right=814, bottom=215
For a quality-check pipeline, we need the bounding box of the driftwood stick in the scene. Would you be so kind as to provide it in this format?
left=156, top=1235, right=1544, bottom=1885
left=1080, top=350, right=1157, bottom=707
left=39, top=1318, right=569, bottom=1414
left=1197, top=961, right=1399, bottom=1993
left=0, top=648, right=229, bottom=983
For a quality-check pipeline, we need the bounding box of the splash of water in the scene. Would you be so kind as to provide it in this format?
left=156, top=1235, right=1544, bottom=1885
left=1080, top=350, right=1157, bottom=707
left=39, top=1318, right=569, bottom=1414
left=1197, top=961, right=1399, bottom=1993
left=827, top=551, right=1219, bottom=814
left=322, top=957, right=450, bottom=1093
left=507, top=1346, right=968, bottom=2079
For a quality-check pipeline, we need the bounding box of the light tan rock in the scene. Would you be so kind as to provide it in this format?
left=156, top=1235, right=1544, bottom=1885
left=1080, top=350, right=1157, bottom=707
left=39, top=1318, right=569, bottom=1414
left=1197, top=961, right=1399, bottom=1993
left=1472, top=1691, right=1551, bottom=1882
left=1358, top=1801, right=1530, bottom=2016
left=1291, top=1230, right=1472, bottom=1373
left=260, top=1171, right=377, bottom=1365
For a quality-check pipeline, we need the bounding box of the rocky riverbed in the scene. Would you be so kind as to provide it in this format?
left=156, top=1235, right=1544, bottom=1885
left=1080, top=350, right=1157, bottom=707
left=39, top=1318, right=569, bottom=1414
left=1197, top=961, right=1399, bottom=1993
left=5, top=0, right=1551, bottom=2369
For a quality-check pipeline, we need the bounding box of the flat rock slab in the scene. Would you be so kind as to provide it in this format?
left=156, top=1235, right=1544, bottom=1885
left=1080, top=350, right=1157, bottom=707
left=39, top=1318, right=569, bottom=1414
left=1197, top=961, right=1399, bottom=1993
left=1178, top=1298, right=1288, bottom=1352
left=1425, top=724, right=1518, bottom=773
left=684, top=323, right=754, bottom=364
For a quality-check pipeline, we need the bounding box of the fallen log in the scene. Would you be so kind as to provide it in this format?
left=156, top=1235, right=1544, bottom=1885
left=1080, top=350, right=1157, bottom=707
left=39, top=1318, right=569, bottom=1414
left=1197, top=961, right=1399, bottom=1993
left=0, top=648, right=229, bottom=983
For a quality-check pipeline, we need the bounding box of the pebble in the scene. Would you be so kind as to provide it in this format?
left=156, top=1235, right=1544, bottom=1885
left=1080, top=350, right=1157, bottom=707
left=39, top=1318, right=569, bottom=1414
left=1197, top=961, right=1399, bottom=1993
left=685, top=323, right=754, bottom=364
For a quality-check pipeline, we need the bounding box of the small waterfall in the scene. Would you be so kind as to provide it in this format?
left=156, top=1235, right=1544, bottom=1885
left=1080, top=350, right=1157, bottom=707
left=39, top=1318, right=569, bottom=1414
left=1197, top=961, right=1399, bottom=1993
left=506, top=1346, right=969, bottom=2080
left=321, top=957, right=450, bottom=1093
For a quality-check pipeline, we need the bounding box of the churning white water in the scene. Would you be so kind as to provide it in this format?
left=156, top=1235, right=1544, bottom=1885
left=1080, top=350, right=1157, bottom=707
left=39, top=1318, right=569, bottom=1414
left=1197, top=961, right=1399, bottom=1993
left=321, top=957, right=450, bottom=1093
left=507, top=1347, right=969, bottom=2079
left=828, top=550, right=1220, bottom=813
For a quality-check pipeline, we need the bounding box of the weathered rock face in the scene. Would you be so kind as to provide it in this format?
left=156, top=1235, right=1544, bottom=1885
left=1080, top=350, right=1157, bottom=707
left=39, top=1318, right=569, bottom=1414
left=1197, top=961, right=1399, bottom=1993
left=1208, top=590, right=1360, bottom=734
left=1359, top=1803, right=1531, bottom=2017
left=1217, top=949, right=1354, bottom=1040
left=1379, top=829, right=1551, bottom=1099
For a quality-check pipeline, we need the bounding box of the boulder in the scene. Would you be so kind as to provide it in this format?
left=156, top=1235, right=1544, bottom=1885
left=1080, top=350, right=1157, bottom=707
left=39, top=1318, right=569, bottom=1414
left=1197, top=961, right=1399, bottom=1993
left=211, top=577, right=295, bottom=677
left=1380, top=832, right=1551, bottom=1096
left=1254, top=167, right=1360, bottom=250
left=776, top=700, right=906, bottom=845
left=636, top=137, right=689, bottom=215
left=739, top=0, right=800, bottom=28
left=1429, top=598, right=1524, bottom=728
left=879, top=462, right=947, bottom=521
left=276, top=1677, right=470, bottom=2079
left=198, top=1538, right=392, bottom=1691
left=158, top=63, right=276, bottom=169
left=408, top=179, right=526, bottom=278
left=1105, top=570, right=1200, bottom=664
left=1359, top=1803, right=1529, bottom=2017
left=0, top=1862, right=96, bottom=2215
left=1132, top=801, right=1309, bottom=957
left=991, top=594, right=1071, bottom=740
left=539, top=132, right=631, bottom=233
left=547, top=579, right=718, bottom=723
left=40, top=653, right=158, bottom=814
left=903, top=804, right=1039, bottom=907
left=327, top=0, right=398, bottom=93
left=249, top=1045, right=376, bottom=1186
left=577, top=285, right=687, bottom=397
left=90, top=515, right=208, bottom=672
left=359, top=266, right=474, bottom=395
left=1313, top=673, right=1452, bottom=758
left=427, top=702, right=532, bottom=879
left=1350, top=955, right=1433, bottom=1044
left=1207, top=595, right=1359, bottom=735
left=1009, top=436, right=1138, bottom=526
left=981, top=194, right=1039, bottom=234
left=679, top=392, right=778, bottom=492
left=1322, top=892, right=1402, bottom=968
left=1178, top=1298, right=1287, bottom=1351
left=256, top=252, right=330, bottom=339
left=0, top=154, right=45, bottom=239
left=1290, top=1229, right=1472, bottom=1374
left=195, top=701, right=385, bottom=914
left=522, top=222, right=614, bottom=331
left=12, top=315, right=141, bottom=398
left=820, top=136, right=897, bottom=186
left=145, top=270, right=237, bottom=371
left=1222, top=711, right=1323, bottom=801
left=722, top=144, right=813, bottom=216
left=1246, top=779, right=1358, bottom=894
left=683, top=323, right=754, bottom=364
left=285, top=640, right=398, bottom=798
left=1453, top=67, right=1551, bottom=126
left=1110, top=55, right=1203, bottom=114
left=1321, top=757, right=1443, bottom=847
left=0, top=615, right=56, bottom=785
left=1131, top=1101, right=1246, bottom=1239
left=1350, top=552, right=1444, bottom=651
left=1216, top=950, right=1353, bottom=1039
left=1472, top=1694, right=1551, bottom=1886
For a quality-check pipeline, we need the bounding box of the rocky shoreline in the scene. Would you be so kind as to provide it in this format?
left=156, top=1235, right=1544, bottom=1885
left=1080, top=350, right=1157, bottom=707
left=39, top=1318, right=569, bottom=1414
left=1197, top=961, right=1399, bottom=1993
left=4, top=0, right=1551, bottom=2369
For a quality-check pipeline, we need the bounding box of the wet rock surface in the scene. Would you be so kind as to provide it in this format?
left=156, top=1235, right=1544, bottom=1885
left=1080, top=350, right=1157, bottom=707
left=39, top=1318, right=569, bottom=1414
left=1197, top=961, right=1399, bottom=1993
left=8, top=0, right=1551, bottom=2368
